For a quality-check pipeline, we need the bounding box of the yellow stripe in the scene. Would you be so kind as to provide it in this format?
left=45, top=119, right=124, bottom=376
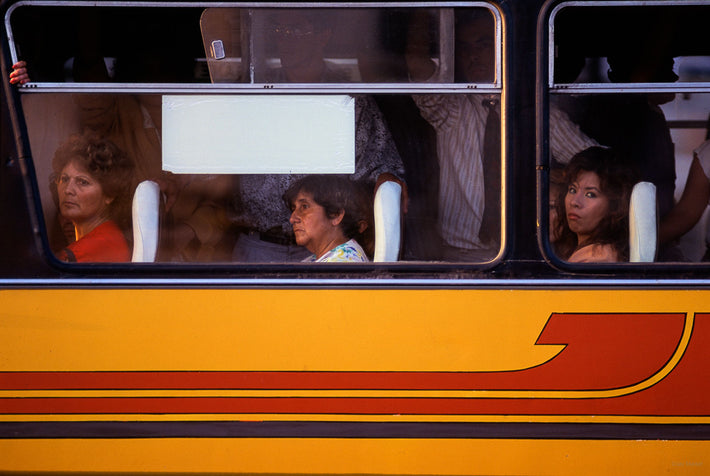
left=1, top=438, right=709, bottom=474
left=2, top=288, right=704, bottom=373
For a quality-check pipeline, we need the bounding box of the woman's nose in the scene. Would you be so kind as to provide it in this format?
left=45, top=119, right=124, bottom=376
left=62, top=181, right=76, bottom=196
left=289, top=210, right=299, bottom=224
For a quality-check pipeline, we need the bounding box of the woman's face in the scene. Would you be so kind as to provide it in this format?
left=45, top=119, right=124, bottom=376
left=564, top=170, right=610, bottom=246
left=289, top=190, right=341, bottom=256
left=455, top=17, right=495, bottom=83
left=56, top=160, right=112, bottom=226
left=272, top=12, right=330, bottom=80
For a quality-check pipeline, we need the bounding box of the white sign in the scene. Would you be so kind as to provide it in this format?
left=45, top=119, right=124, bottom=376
left=162, top=95, right=355, bottom=174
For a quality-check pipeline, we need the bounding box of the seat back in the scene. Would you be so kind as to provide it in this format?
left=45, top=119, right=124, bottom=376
left=629, top=181, right=657, bottom=262
left=131, top=180, right=161, bottom=263
left=373, top=181, right=402, bottom=262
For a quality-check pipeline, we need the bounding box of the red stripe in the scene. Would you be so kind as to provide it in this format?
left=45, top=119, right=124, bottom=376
left=1, top=313, right=708, bottom=416
left=0, top=313, right=687, bottom=391
left=0, top=392, right=709, bottom=416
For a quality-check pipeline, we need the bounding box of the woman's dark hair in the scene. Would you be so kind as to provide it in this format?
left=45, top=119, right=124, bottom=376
left=553, top=146, right=636, bottom=261
left=283, top=175, right=372, bottom=245
left=51, top=132, right=135, bottom=228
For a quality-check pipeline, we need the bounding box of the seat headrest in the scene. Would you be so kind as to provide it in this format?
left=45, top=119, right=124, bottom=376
left=131, top=180, right=161, bottom=263
left=373, top=181, right=402, bottom=262
left=629, top=181, right=657, bottom=263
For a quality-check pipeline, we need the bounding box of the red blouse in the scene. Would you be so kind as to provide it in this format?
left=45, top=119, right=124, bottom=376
left=57, top=220, right=131, bottom=263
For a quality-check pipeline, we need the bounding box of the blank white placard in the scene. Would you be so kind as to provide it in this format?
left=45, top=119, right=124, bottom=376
left=162, top=95, right=355, bottom=174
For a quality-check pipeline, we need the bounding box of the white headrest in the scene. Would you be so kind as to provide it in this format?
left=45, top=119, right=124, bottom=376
left=131, top=180, right=161, bottom=263
left=373, top=181, right=402, bottom=262
left=629, top=181, right=657, bottom=262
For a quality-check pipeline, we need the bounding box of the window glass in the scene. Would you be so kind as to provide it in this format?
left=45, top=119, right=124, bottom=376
left=8, top=6, right=208, bottom=83
left=552, top=5, right=709, bottom=85
left=9, top=5, right=500, bottom=86
left=548, top=3, right=710, bottom=264
left=8, top=4, right=502, bottom=266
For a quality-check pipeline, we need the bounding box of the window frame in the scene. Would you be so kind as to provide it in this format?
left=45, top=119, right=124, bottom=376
left=540, top=0, right=710, bottom=270
left=5, top=0, right=509, bottom=272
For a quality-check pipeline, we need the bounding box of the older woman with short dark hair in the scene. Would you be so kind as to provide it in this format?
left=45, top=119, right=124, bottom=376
left=283, top=175, right=371, bottom=262
left=51, top=132, right=135, bottom=262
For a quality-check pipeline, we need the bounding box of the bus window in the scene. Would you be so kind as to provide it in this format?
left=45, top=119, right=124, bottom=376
left=199, top=7, right=500, bottom=85
left=7, top=6, right=207, bottom=83
left=7, top=3, right=503, bottom=266
left=547, top=2, right=710, bottom=264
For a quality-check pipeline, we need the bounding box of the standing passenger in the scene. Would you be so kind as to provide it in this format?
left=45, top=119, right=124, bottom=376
left=406, top=9, right=597, bottom=261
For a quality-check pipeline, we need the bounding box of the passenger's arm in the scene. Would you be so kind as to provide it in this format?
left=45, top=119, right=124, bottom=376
left=658, top=155, right=710, bottom=244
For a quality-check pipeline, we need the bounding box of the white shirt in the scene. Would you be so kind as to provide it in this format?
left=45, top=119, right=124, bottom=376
left=414, top=94, right=597, bottom=252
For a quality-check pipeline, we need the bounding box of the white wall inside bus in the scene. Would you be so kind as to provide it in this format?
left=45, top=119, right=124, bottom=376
left=162, top=95, right=355, bottom=174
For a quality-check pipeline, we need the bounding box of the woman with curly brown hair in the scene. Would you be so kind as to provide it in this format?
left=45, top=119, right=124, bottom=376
left=51, top=132, right=135, bottom=262
left=553, top=147, right=636, bottom=262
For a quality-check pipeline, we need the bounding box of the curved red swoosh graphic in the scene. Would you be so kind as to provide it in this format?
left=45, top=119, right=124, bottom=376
left=2, top=313, right=707, bottom=416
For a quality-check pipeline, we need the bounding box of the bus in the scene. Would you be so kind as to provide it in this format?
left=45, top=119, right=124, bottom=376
left=1, top=0, right=710, bottom=474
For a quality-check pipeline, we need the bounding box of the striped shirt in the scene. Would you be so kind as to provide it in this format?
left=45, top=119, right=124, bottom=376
left=414, top=94, right=597, bottom=252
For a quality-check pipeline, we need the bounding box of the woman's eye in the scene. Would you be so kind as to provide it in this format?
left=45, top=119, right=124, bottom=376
left=58, top=175, right=69, bottom=185
left=585, top=192, right=596, bottom=199
left=77, top=179, right=89, bottom=186
left=567, top=186, right=576, bottom=194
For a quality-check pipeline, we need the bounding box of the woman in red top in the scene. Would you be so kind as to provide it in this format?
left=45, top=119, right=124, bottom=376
left=52, top=132, right=135, bottom=262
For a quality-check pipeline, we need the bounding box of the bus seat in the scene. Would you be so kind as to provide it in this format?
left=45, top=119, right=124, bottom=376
left=131, top=180, right=160, bottom=263
left=629, top=181, right=657, bottom=263
left=373, top=181, right=402, bottom=262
